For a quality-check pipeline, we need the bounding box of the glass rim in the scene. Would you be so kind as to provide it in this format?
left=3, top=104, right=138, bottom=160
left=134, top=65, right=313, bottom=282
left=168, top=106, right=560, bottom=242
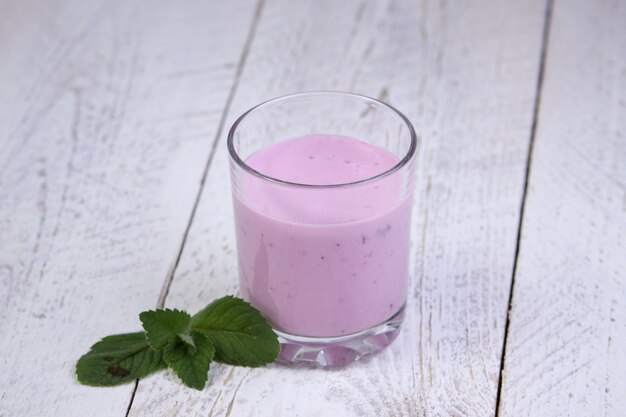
left=227, top=91, right=418, bottom=189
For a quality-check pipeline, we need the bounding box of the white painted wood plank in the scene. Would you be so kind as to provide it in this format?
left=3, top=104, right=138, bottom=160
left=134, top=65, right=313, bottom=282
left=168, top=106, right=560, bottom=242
left=0, top=1, right=257, bottom=415
left=129, top=1, right=547, bottom=416
left=498, top=1, right=626, bottom=415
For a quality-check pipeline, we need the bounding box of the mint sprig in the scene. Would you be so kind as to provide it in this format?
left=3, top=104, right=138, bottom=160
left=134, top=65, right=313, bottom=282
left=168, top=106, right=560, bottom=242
left=75, top=296, right=279, bottom=390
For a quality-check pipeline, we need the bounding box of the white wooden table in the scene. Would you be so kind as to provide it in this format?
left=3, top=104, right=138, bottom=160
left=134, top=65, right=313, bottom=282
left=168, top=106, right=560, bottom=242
left=1, top=1, right=625, bottom=415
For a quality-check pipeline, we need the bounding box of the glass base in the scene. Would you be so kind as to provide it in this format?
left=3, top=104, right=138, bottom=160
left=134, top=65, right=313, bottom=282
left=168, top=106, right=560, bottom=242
left=275, top=304, right=405, bottom=368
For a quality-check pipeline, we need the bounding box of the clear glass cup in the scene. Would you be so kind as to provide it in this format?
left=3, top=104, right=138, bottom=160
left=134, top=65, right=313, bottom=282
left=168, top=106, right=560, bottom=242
left=228, top=92, right=418, bottom=367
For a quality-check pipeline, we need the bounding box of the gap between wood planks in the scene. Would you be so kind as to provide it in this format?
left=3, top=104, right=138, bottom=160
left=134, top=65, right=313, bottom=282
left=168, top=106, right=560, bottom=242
left=123, top=0, right=267, bottom=415
left=494, top=0, right=554, bottom=415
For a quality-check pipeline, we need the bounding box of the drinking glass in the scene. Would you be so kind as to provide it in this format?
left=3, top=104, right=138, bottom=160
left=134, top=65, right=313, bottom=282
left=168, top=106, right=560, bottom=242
left=228, top=92, right=418, bottom=367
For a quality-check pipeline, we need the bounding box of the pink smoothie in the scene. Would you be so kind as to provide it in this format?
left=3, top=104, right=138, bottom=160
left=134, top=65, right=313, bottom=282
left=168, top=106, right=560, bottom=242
left=232, top=135, right=412, bottom=337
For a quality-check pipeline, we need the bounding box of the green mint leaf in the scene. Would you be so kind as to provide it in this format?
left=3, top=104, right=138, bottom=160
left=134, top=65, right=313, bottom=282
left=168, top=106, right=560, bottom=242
left=163, top=332, right=215, bottom=390
left=76, top=332, right=165, bottom=386
left=139, top=309, right=191, bottom=350
left=190, top=296, right=279, bottom=367
left=177, top=333, right=196, bottom=354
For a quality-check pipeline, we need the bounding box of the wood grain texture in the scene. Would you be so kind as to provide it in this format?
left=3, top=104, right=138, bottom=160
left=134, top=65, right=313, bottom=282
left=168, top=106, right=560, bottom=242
left=128, top=1, right=547, bottom=416
left=0, top=1, right=257, bottom=415
left=498, top=1, right=626, bottom=416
